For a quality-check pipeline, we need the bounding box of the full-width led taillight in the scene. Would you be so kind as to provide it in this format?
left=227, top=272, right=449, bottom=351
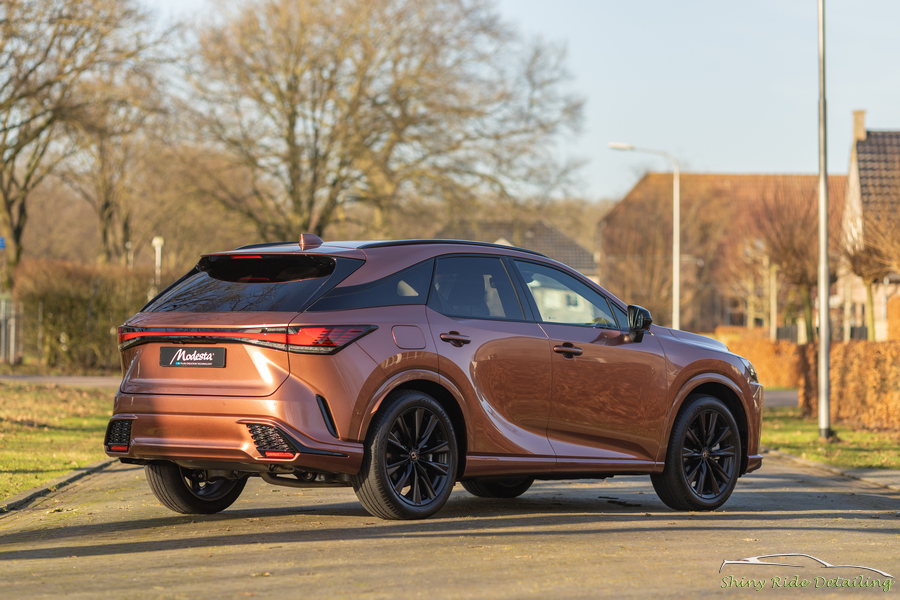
left=116, top=325, right=375, bottom=354
left=286, top=325, right=376, bottom=354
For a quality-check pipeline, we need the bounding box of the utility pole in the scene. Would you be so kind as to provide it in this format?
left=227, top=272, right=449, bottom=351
left=817, top=0, right=832, bottom=439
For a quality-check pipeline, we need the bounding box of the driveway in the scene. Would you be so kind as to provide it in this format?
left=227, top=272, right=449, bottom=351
left=0, top=452, right=897, bottom=599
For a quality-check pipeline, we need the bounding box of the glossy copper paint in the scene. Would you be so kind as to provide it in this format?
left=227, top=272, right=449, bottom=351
left=107, top=240, right=762, bottom=483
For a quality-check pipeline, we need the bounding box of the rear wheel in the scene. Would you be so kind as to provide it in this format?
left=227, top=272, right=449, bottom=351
left=351, top=390, right=458, bottom=520
left=145, top=462, right=247, bottom=514
left=462, top=477, right=534, bottom=499
left=651, top=395, right=741, bottom=511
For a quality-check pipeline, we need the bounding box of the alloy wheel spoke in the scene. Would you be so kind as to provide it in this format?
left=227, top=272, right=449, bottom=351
left=709, top=458, right=731, bottom=483
left=697, top=414, right=708, bottom=445
left=685, top=427, right=703, bottom=449
left=387, top=457, right=410, bottom=476
left=388, top=431, right=407, bottom=451
left=696, top=461, right=709, bottom=494
left=416, top=464, right=437, bottom=500
left=705, top=413, right=719, bottom=446
left=707, top=462, right=722, bottom=495
left=413, top=408, right=425, bottom=443
left=709, top=447, right=735, bottom=458
left=710, top=425, right=732, bottom=448
left=395, top=416, right=413, bottom=447
left=421, top=440, right=449, bottom=455
left=685, top=460, right=702, bottom=485
left=682, top=449, right=701, bottom=459
left=417, top=415, right=439, bottom=448
left=393, top=463, right=413, bottom=494
left=411, top=470, right=422, bottom=504
left=420, top=459, right=450, bottom=476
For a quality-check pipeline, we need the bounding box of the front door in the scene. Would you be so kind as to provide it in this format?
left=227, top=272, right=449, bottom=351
left=511, top=260, right=669, bottom=469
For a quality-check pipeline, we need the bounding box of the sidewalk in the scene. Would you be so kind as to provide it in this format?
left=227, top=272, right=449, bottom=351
left=0, top=375, right=121, bottom=388
left=761, top=447, right=900, bottom=492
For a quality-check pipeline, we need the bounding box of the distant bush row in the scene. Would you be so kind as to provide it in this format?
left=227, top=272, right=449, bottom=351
left=798, top=341, right=900, bottom=430
left=14, top=260, right=176, bottom=371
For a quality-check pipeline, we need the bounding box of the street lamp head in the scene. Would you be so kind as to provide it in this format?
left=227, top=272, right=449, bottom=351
left=608, top=142, right=634, bottom=151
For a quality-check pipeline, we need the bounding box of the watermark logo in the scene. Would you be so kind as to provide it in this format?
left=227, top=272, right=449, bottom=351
left=719, top=554, right=894, bottom=592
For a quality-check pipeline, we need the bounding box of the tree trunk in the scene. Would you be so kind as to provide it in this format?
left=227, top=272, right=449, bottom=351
left=800, top=284, right=816, bottom=344
left=866, top=280, right=876, bottom=342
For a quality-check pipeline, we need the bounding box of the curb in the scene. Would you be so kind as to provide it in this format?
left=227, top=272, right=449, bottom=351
left=0, top=458, right=118, bottom=514
left=761, top=446, right=900, bottom=493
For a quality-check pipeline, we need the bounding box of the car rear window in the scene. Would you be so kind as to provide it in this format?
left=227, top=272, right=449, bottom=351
left=144, top=254, right=359, bottom=313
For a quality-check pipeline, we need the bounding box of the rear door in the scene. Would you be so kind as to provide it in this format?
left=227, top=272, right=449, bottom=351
left=511, top=260, right=669, bottom=466
left=424, top=255, right=554, bottom=459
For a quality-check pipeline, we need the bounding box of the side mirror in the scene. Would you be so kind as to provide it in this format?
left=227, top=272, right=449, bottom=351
left=627, top=305, right=652, bottom=343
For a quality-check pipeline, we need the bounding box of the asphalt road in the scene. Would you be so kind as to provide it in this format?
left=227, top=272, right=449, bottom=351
left=1, top=452, right=897, bottom=599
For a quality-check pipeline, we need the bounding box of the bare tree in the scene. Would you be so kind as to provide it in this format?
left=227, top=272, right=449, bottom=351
left=180, top=0, right=582, bottom=242
left=0, top=0, right=152, bottom=289
left=749, top=180, right=842, bottom=343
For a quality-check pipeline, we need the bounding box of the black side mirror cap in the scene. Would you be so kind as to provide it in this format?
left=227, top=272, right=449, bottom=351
left=627, top=305, right=652, bottom=343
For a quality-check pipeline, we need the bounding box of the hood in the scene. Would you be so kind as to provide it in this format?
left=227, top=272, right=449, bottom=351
left=668, top=329, right=729, bottom=353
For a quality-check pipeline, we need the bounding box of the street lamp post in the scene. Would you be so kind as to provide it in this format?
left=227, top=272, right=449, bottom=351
left=151, top=236, right=165, bottom=297
left=609, top=142, right=681, bottom=330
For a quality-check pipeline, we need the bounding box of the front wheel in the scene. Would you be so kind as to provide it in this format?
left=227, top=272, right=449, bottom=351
left=351, top=390, right=458, bottom=520
left=651, top=395, right=741, bottom=511
left=145, top=462, right=247, bottom=514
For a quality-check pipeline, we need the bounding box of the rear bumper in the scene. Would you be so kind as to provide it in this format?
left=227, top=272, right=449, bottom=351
left=105, top=392, right=364, bottom=475
left=744, top=454, right=763, bottom=474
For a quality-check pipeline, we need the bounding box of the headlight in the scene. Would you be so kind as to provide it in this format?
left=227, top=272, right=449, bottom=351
left=739, top=357, right=758, bottom=384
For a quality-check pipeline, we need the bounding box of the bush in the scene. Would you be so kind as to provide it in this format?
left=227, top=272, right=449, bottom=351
left=14, top=260, right=163, bottom=371
left=798, top=341, right=900, bottom=429
left=712, top=327, right=800, bottom=389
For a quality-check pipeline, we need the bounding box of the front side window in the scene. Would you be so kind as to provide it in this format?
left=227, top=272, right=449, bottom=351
left=513, top=261, right=618, bottom=328
left=429, top=256, right=523, bottom=320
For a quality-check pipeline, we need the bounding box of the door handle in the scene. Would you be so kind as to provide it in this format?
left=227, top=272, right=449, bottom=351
left=553, top=344, right=583, bottom=358
left=440, top=332, right=471, bottom=347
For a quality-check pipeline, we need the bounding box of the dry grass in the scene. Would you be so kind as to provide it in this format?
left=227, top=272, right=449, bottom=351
left=0, top=382, right=112, bottom=501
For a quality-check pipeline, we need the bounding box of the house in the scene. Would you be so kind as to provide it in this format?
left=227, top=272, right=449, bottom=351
left=596, top=173, right=847, bottom=333
left=840, top=110, right=900, bottom=341
left=436, top=220, right=597, bottom=280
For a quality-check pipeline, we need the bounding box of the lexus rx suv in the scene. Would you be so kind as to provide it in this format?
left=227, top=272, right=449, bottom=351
left=107, top=235, right=763, bottom=520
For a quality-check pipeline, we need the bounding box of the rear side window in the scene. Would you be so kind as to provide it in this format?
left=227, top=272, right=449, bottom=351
left=428, top=256, right=524, bottom=320
left=307, top=260, right=435, bottom=312
left=144, top=255, right=350, bottom=313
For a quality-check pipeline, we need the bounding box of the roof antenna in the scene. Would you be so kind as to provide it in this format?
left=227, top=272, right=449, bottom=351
left=299, top=233, right=323, bottom=250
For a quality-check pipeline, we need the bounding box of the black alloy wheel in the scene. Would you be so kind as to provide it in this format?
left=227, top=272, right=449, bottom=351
left=145, top=462, right=247, bottom=514
left=651, top=395, right=741, bottom=511
left=681, top=409, right=737, bottom=499
left=352, top=390, right=458, bottom=520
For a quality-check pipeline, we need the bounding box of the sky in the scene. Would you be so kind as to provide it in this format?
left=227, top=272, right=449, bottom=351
left=146, top=0, right=900, bottom=201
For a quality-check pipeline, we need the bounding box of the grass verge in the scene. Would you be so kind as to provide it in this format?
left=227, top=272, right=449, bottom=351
left=0, top=382, right=113, bottom=501
left=763, top=406, right=900, bottom=470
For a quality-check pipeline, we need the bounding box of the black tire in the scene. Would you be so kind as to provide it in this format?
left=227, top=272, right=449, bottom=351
left=651, top=395, right=742, bottom=511
left=351, top=390, right=458, bottom=520
left=462, top=477, right=534, bottom=499
left=145, top=462, right=247, bottom=514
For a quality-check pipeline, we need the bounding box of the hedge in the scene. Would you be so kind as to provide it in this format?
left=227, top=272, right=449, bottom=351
left=798, top=341, right=900, bottom=429
left=14, top=260, right=168, bottom=371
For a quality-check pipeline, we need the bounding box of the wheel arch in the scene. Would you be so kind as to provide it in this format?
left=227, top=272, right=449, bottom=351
left=664, top=375, right=751, bottom=475
left=356, top=371, right=470, bottom=480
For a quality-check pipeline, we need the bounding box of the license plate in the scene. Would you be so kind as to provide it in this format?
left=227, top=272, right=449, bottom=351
left=160, top=347, right=226, bottom=368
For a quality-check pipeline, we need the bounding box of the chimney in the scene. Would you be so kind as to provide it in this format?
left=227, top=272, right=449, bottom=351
left=853, top=110, right=867, bottom=142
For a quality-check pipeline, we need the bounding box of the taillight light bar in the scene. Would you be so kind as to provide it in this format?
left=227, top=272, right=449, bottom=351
left=117, top=325, right=376, bottom=355
left=286, top=326, right=376, bottom=354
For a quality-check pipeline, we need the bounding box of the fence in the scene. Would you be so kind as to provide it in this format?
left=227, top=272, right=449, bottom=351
left=0, top=299, right=23, bottom=365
